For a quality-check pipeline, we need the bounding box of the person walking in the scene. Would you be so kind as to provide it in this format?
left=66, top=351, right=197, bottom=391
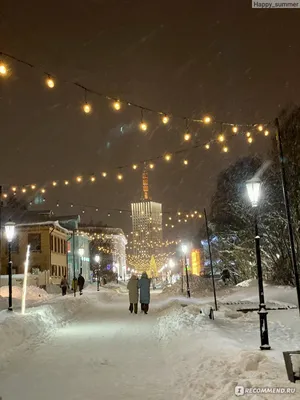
left=127, top=274, right=138, bottom=314
left=78, top=273, right=85, bottom=295
left=139, top=272, right=151, bottom=314
left=60, top=275, right=68, bottom=296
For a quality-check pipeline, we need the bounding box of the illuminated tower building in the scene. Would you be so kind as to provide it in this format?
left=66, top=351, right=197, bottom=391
left=131, top=169, right=162, bottom=271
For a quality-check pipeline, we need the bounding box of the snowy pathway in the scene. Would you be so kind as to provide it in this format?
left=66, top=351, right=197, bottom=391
left=0, top=290, right=178, bottom=400
left=1, top=286, right=300, bottom=400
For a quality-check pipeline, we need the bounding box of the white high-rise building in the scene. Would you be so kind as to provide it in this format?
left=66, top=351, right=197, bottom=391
left=131, top=170, right=163, bottom=263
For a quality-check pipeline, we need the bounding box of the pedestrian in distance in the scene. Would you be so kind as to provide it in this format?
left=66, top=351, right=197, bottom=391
left=60, top=275, right=68, bottom=296
left=72, top=277, right=78, bottom=294
left=78, top=273, right=85, bottom=295
left=127, top=274, right=139, bottom=314
left=139, top=272, right=151, bottom=314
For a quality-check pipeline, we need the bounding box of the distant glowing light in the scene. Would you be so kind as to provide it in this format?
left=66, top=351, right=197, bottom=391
left=90, top=176, right=96, bottom=182
left=264, top=130, right=269, bottom=136
left=132, top=164, right=138, bottom=170
left=102, top=172, right=107, bottom=178
left=117, top=173, right=123, bottom=180
left=203, top=116, right=211, bottom=124
left=258, top=125, right=264, bottom=132
left=164, top=153, right=172, bottom=162
left=218, top=134, right=225, bottom=142
left=149, top=163, right=155, bottom=169
left=248, top=137, right=253, bottom=144
left=22, top=188, right=27, bottom=193
left=12, top=187, right=17, bottom=192
left=205, top=143, right=210, bottom=150
left=184, top=132, right=191, bottom=141
left=46, top=77, right=55, bottom=88
left=31, top=184, right=36, bottom=190
left=76, top=176, right=82, bottom=183
left=113, top=100, right=121, bottom=111
left=246, top=132, right=251, bottom=137
left=140, top=121, right=148, bottom=131
left=41, top=188, right=46, bottom=193
left=52, top=181, right=57, bottom=187
left=232, top=126, right=238, bottom=133
left=183, top=159, right=188, bottom=165
left=223, top=146, right=229, bottom=153
left=162, top=115, right=169, bottom=124
left=83, top=103, right=92, bottom=114
left=64, top=180, right=69, bottom=185
left=0, top=63, right=8, bottom=76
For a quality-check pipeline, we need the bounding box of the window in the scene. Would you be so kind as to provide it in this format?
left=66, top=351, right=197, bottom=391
left=31, top=266, right=40, bottom=275
left=28, top=233, right=41, bottom=252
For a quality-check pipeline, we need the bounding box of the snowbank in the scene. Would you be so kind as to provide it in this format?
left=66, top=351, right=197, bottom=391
left=162, top=275, right=229, bottom=297
left=0, top=285, right=49, bottom=301
left=236, top=278, right=254, bottom=287
left=0, top=295, right=90, bottom=367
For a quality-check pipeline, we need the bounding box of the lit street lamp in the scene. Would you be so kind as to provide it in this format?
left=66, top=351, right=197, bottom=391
left=5, top=220, right=15, bottom=311
left=181, top=244, right=190, bottom=298
left=246, top=177, right=271, bottom=350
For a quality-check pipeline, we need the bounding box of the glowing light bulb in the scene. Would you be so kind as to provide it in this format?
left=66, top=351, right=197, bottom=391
left=184, top=133, right=192, bottom=141
left=232, top=126, right=238, bottom=133
left=117, top=173, right=123, bottom=180
left=248, top=137, right=253, bottom=144
left=164, top=153, right=172, bottom=162
left=31, top=184, right=36, bottom=190
left=76, top=176, right=82, bottom=183
left=52, top=181, right=57, bottom=187
left=102, top=172, right=107, bottom=178
left=113, top=100, right=121, bottom=111
left=41, top=189, right=46, bottom=193
left=169, top=217, right=172, bottom=220
left=203, top=116, right=211, bottom=124
left=83, top=103, right=92, bottom=114
left=90, top=176, right=96, bottom=182
left=246, top=132, right=251, bottom=137
left=0, top=63, right=7, bottom=76
left=12, top=187, right=17, bottom=192
left=149, top=163, right=155, bottom=169
left=183, top=159, right=189, bottom=165
left=22, top=188, right=27, bottom=193
left=223, top=146, right=229, bottom=153
left=205, top=143, right=210, bottom=150
left=264, top=130, right=269, bottom=136
left=64, top=180, right=69, bottom=185
left=178, top=212, right=181, bottom=216
left=3, top=193, right=8, bottom=198
left=140, top=121, right=148, bottom=131
left=218, top=134, right=225, bottom=142
left=162, top=115, right=169, bottom=124
left=46, top=77, right=55, bottom=88
left=258, top=125, right=264, bottom=132
left=132, top=164, right=138, bottom=170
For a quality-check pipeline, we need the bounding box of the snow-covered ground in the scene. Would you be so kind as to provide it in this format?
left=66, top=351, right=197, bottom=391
left=0, top=283, right=299, bottom=399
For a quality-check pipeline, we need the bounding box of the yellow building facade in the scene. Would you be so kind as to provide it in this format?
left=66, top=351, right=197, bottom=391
left=1, top=222, right=69, bottom=283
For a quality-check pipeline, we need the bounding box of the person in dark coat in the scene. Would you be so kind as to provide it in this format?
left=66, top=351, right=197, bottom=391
left=138, top=272, right=151, bottom=314
left=127, top=274, right=139, bottom=314
left=60, top=275, right=68, bottom=296
left=78, top=273, right=85, bottom=295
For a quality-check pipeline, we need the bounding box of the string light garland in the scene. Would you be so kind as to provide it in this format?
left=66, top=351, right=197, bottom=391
left=0, top=51, right=270, bottom=133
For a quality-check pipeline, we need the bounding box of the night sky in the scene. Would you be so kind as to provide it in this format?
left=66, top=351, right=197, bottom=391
left=1, top=1, right=299, bottom=238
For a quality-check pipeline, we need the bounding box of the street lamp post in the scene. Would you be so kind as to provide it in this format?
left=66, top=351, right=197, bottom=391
left=5, top=220, right=15, bottom=311
left=246, top=177, right=271, bottom=350
left=182, top=245, right=191, bottom=298
left=78, top=248, right=84, bottom=275
left=95, top=254, right=100, bottom=291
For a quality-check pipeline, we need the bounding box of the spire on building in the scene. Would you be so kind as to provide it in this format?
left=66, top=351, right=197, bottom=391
left=142, top=167, right=150, bottom=201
